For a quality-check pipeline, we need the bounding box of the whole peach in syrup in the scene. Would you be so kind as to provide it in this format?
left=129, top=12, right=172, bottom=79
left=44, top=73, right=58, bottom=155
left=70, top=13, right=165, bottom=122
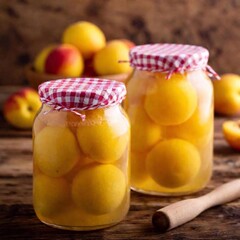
left=146, top=139, right=201, bottom=188
left=72, top=164, right=126, bottom=215
left=144, top=73, right=198, bottom=126
left=34, top=126, right=79, bottom=177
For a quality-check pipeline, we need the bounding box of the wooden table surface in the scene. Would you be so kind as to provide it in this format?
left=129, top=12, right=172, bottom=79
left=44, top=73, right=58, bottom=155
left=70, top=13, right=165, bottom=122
left=0, top=108, right=240, bottom=240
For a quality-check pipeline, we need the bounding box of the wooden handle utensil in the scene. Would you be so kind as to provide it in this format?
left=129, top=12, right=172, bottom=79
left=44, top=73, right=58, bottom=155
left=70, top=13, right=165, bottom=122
left=152, top=179, right=240, bottom=232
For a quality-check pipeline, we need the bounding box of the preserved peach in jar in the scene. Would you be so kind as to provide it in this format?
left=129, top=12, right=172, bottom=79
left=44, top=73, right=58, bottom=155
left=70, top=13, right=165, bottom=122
left=33, top=78, right=130, bottom=230
left=125, top=44, right=219, bottom=196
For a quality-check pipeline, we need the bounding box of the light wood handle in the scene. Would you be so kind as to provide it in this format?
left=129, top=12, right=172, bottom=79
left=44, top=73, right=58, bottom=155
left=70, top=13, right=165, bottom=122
left=152, top=179, right=240, bottom=232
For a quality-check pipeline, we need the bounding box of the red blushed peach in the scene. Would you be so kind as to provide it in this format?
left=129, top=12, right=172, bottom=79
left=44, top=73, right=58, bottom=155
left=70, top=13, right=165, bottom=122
left=119, top=39, right=135, bottom=49
left=3, top=88, right=42, bottom=129
left=222, top=120, right=240, bottom=151
left=45, top=44, right=84, bottom=77
left=33, top=44, right=57, bottom=73
left=82, top=58, right=97, bottom=77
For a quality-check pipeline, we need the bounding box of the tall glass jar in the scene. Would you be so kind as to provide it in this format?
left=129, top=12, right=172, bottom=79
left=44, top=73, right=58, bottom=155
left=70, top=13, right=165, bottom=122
left=125, top=44, right=219, bottom=196
left=33, top=78, right=130, bottom=230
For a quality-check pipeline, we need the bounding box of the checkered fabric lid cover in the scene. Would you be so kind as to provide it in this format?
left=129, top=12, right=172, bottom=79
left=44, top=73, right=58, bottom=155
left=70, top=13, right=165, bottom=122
left=129, top=43, right=219, bottom=79
left=38, top=78, right=126, bottom=112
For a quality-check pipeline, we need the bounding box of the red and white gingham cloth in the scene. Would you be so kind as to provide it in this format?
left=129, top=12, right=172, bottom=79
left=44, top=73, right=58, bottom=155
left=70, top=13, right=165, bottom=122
left=129, top=43, right=220, bottom=79
left=38, top=78, right=126, bottom=117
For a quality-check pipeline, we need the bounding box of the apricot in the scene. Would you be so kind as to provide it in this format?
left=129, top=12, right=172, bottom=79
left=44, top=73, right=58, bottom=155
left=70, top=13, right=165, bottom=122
left=34, top=126, right=79, bottom=177
left=33, top=174, right=70, bottom=217
left=33, top=44, right=56, bottom=73
left=146, top=139, right=201, bottom=188
left=144, top=73, right=197, bottom=126
left=72, top=164, right=126, bottom=215
left=76, top=107, right=129, bottom=163
left=128, top=105, right=161, bottom=152
left=62, top=21, right=106, bottom=59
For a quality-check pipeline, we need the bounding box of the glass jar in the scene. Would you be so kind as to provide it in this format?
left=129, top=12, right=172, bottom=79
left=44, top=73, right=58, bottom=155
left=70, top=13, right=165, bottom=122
left=125, top=44, right=219, bottom=196
left=33, top=78, right=130, bottom=230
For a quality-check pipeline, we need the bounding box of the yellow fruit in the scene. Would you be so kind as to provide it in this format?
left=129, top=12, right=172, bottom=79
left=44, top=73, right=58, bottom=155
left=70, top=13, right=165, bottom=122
left=93, top=40, right=132, bottom=75
left=72, top=164, right=126, bottom=215
left=222, top=120, right=240, bottom=151
left=146, top=139, right=201, bottom=188
left=213, top=74, right=240, bottom=115
left=45, top=44, right=84, bottom=77
left=34, top=126, right=79, bottom=177
left=3, top=88, right=41, bottom=129
left=144, top=73, right=197, bottom=126
left=165, top=107, right=213, bottom=147
left=130, top=152, right=148, bottom=186
left=76, top=107, right=129, bottom=163
left=128, top=105, right=161, bottom=152
left=62, top=21, right=106, bottom=59
left=33, top=44, right=56, bottom=73
left=33, top=174, right=70, bottom=217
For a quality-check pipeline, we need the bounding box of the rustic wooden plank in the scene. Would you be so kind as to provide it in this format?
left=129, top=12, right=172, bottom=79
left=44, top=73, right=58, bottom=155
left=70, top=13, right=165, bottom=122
left=0, top=138, right=32, bottom=177
left=0, top=203, right=239, bottom=240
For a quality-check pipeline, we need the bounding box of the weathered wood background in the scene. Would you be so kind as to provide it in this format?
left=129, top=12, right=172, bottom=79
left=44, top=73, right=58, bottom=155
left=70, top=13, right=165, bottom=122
left=0, top=0, right=240, bottom=86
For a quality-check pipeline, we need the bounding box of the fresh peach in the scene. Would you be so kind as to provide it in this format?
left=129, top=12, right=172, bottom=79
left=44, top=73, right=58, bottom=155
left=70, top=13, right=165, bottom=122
left=93, top=40, right=132, bottom=76
left=62, top=21, right=106, bottom=59
left=222, top=120, right=240, bottom=151
left=119, top=39, right=135, bottom=49
left=45, top=44, right=84, bottom=77
left=213, top=74, right=240, bottom=115
left=33, top=44, right=56, bottom=73
left=3, top=88, right=41, bottom=129
left=82, top=58, right=97, bottom=77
